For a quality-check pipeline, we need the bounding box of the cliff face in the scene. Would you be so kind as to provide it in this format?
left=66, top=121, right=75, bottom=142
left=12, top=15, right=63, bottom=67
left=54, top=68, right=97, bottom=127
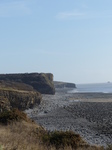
left=0, top=89, right=41, bottom=112
left=54, top=81, right=76, bottom=88
left=0, top=73, right=55, bottom=94
left=0, top=72, right=55, bottom=112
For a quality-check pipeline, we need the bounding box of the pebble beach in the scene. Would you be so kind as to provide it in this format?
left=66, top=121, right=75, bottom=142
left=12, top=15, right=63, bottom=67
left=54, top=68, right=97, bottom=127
left=25, top=88, right=112, bottom=147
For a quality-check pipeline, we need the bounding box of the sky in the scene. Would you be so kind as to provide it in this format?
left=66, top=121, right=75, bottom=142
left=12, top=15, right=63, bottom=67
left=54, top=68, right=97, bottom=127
left=1, top=0, right=112, bottom=84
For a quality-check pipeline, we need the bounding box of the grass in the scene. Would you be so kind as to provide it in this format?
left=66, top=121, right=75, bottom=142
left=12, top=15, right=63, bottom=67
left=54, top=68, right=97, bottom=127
left=0, top=145, right=3, bottom=150
left=0, top=87, right=31, bottom=93
left=0, top=81, right=34, bottom=92
left=41, top=130, right=88, bottom=149
left=0, top=121, right=104, bottom=150
left=0, top=109, right=28, bottom=125
left=0, top=109, right=109, bottom=150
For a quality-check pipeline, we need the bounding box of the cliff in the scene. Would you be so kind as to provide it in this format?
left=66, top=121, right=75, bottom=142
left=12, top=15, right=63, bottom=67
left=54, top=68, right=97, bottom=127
left=54, top=81, right=76, bottom=88
left=0, top=73, right=55, bottom=94
left=0, top=72, right=55, bottom=112
left=0, top=88, right=41, bottom=112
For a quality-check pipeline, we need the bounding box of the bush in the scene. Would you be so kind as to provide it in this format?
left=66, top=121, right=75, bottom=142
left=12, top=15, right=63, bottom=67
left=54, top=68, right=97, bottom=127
left=0, top=108, right=27, bottom=125
left=42, top=130, right=86, bottom=149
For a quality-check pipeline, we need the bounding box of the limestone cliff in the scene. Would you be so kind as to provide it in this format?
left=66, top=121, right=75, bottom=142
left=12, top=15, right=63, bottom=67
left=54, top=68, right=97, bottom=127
left=0, top=73, right=55, bottom=94
left=0, top=72, right=54, bottom=112
left=54, top=81, right=76, bottom=88
left=0, top=88, right=41, bottom=112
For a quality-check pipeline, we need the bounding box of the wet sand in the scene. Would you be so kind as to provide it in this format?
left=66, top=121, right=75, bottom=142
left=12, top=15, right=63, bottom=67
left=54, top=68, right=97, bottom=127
left=25, top=88, right=112, bottom=147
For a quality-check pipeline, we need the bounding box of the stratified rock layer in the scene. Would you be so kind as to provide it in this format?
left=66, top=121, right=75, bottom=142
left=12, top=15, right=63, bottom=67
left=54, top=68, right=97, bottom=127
left=0, top=89, right=41, bottom=111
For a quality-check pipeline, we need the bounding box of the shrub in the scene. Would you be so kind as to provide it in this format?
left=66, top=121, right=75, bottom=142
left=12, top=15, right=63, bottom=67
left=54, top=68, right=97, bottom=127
left=42, top=130, right=87, bottom=149
left=0, top=108, right=27, bottom=125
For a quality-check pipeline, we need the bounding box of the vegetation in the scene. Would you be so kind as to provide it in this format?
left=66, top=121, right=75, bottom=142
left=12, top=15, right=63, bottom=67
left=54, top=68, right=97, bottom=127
left=41, top=130, right=88, bottom=149
left=0, top=122, right=104, bottom=150
left=0, top=74, right=111, bottom=149
left=0, top=87, right=41, bottom=111
left=0, top=109, right=28, bottom=125
left=0, top=81, right=34, bottom=91
left=0, top=109, right=106, bottom=150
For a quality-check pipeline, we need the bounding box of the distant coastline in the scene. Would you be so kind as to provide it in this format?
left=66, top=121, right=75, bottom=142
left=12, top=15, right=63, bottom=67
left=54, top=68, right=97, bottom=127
left=70, top=82, right=112, bottom=93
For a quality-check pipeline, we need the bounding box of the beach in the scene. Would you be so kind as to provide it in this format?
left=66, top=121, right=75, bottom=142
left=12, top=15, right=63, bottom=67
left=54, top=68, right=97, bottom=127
left=25, top=88, right=112, bottom=147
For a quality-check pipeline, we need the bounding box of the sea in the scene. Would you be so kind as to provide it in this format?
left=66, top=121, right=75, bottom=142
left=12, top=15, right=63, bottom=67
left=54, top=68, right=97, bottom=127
left=69, top=82, right=112, bottom=93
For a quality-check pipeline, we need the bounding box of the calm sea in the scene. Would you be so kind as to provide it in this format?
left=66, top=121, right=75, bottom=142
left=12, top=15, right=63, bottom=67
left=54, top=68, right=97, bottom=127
left=69, top=83, right=112, bottom=93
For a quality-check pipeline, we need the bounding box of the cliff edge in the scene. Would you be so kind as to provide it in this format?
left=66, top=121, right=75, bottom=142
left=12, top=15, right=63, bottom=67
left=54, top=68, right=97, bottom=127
left=0, top=81, right=42, bottom=112
left=0, top=72, right=55, bottom=112
left=0, top=73, right=55, bottom=94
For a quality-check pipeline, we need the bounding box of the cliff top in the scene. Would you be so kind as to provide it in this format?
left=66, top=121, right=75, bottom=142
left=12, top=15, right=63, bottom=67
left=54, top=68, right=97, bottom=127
left=0, top=73, right=55, bottom=94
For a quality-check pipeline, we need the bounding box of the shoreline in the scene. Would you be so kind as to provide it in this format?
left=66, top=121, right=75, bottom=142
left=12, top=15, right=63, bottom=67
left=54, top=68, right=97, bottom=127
left=25, top=88, right=112, bottom=147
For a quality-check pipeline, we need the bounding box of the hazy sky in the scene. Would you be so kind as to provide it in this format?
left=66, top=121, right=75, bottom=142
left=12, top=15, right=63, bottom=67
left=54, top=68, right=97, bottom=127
left=1, top=0, right=112, bottom=84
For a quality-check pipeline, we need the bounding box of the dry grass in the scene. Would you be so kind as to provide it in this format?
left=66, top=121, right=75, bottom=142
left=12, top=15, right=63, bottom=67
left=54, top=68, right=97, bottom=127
left=0, top=109, right=105, bottom=150
left=0, top=109, right=29, bottom=125
left=0, top=121, right=104, bottom=150
left=0, top=121, right=43, bottom=150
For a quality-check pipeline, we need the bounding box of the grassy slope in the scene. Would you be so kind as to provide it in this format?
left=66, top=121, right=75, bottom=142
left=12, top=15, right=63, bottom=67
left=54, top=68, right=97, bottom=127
left=0, top=121, right=104, bottom=150
left=0, top=110, right=104, bottom=150
left=0, top=81, right=34, bottom=91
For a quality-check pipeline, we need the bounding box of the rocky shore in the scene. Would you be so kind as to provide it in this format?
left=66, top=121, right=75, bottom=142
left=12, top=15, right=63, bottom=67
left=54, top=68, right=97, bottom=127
left=25, top=88, right=112, bottom=147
